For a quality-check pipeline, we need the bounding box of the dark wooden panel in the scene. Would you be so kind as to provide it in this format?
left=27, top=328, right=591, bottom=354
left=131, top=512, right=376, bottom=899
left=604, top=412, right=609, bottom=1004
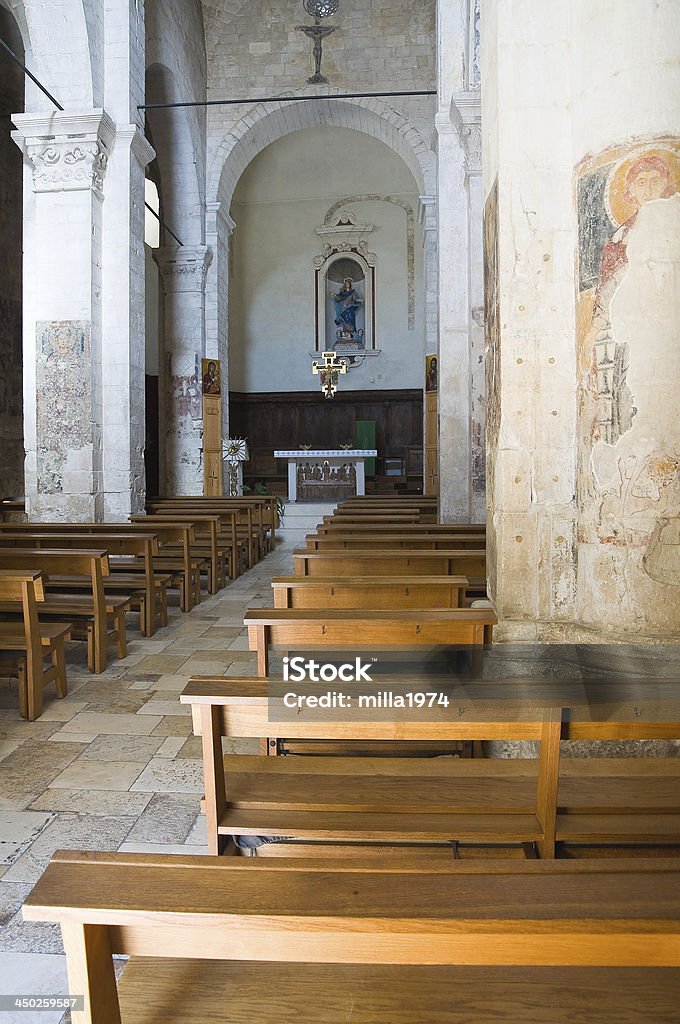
left=230, top=390, right=423, bottom=494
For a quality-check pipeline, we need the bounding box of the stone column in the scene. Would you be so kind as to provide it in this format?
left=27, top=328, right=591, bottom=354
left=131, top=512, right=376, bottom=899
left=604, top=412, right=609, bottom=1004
left=205, top=201, right=235, bottom=445
left=12, top=110, right=115, bottom=521
left=436, top=113, right=473, bottom=522
left=101, top=127, right=155, bottom=518
left=155, top=245, right=213, bottom=495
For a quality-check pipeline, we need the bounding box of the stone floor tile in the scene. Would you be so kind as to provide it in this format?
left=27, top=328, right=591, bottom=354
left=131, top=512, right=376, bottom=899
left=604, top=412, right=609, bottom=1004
left=77, top=735, right=164, bottom=762
left=84, top=693, right=152, bottom=715
left=224, top=662, right=259, bottom=677
left=29, top=790, right=153, bottom=817
left=0, top=811, right=54, bottom=866
left=117, top=841, right=208, bottom=855
left=149, top=716, right=193, bottom=737
left=124, top=793, right=201, bottom=843
left=47, top=733, right=99, bottom=745
left=184, top=814, right=207, bottom=845
left=48, top=760, right=147, bottom=792
left=179, top=658, right=235, bottom=676
left=226, top=635, right=252, bottom=652
left=144, top=674, right=194, bottom=693
left=0, top=721, right=61, bottom=741
left=36, top=703, right=88, bottom=723
left=136, top=699, right=190, bottom=717
left=156, top=737, right=186, bottom=758
left=176, top=735, right=201, bottom=758
left=0, top=913, right=64, bottom=955
left=0, top=743, right=85, bottom=806
left=0, top=739, right=24, bottom=763
left=133, top=655, right=190, bottom=674
left=129, top=758, right=203, bottom=794
left=0, top=951, right=69, bottom=1023
left=58, top=713, right=162, bottom=736
left=2, top=813, right=135, bottom=884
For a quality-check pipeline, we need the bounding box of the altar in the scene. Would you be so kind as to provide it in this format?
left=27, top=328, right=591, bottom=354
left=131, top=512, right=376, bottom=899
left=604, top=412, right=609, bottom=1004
left=274, top=449, right=378, bottom=502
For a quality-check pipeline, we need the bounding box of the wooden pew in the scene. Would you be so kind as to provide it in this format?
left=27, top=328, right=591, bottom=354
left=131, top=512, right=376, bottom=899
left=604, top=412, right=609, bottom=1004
left=305, top=532, right=486, bottom=550
left=317, top=522, right=486, bottom=536
left=182, top=679, right=680, bottom=860
left=0, top=530, right=166, bottom=639
left=130, top=512, right=245, bottom=584
left=0, top=570, right=70, bottom=720
left=152, top=493, right=278, bottom=545
left=148, top=498, right=271, bottom=565
left=244, top=607, right=496, bottom=675
left=271, top=575, right=469, bottom=609
left=293, top=548, right=486, bottom=579
left=0, top=548, right=126, bottom=674
left=23, top=851, right=680, bottom=1024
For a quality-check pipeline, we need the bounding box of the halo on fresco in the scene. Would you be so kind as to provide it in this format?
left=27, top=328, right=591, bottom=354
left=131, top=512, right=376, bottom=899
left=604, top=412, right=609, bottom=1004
left=605, top=144, right=680, bottom=228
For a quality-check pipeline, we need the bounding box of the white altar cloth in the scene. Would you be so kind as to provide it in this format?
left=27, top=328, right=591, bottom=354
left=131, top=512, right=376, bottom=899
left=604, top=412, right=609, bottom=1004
left=274, top=449, right=378, bottom=502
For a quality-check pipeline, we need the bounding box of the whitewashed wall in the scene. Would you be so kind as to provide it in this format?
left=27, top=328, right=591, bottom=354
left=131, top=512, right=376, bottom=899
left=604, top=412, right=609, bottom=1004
left=228, top=126, right=424, bottom=394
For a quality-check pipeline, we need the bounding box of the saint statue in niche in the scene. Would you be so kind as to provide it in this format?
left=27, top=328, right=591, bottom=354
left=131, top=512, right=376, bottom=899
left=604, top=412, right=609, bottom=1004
left=327, top=257, right=366, bottom=349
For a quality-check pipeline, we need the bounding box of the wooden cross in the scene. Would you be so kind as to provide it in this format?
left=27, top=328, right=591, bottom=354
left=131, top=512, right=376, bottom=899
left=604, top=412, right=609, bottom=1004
left=312, top=349, right=348, bottom=399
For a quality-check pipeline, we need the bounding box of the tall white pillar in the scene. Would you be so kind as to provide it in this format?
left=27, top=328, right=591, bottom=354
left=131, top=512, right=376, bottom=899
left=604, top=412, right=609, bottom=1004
left=12, top=110, right=115, bottom=521
left=205, top=201, right=235, bottom=446
left=155, top=245, right=213, bottom=495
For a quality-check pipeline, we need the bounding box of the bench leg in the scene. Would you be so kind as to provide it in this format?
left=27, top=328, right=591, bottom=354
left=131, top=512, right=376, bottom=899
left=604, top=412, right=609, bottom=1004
left=61, top=922, right=121, bottom=1024
left=86, top=624, right=96, bottom=674
left=52, top=640, right=68, bottom=699
left=17, top=661, right=29, bottom=720
left=115, top=611, right=127, bottom=659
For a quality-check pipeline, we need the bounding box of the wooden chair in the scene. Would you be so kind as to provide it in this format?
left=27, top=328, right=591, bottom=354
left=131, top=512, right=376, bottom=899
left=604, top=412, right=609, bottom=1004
left=0, top=570, right=70, bottom=720
left=23, top=850, right=680, bottom=1023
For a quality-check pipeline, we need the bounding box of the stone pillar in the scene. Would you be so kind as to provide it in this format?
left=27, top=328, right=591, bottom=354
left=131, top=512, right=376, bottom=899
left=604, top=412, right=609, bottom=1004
left=436, top=116, right=470, bottom=522
left=12, top=110, right=115, bottom=521
left=101, top=127, right=155, bottom=518
left=418, top=195, right=438, bottom=360
left=205, top=201, right=235, bottom=446
left=481, top=1, right=577, bottom=636
left=570, top=0, right=680, bottom=637
left=155, top=245, right=213, bottom=495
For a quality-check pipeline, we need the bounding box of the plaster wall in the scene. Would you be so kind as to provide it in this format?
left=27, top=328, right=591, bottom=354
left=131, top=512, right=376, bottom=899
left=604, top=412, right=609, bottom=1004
left=483, top=0, right=680, bottom=639
left=229, top=126, right=424, bottom=394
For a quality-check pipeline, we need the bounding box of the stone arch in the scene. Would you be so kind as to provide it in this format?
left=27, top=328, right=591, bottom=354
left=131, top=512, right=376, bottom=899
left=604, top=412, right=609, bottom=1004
left=0, top=0, right=94, bottom=109
left=209, top=91, right=435, bottom=210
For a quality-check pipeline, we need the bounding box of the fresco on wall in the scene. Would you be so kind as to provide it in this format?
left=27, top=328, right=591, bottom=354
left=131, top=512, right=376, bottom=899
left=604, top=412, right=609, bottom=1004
left=575, top=137, right=680, bottom=599
left=36, top=321, right=92, bottom=494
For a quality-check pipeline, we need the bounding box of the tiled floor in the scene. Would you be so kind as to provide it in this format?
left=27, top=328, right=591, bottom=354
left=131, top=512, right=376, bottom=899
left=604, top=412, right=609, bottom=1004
left=0, top=526, right=308, bottom=1023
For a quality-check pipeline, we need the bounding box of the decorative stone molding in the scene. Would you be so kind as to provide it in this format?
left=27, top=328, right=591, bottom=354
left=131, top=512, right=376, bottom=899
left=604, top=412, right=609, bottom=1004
left=418, top=195, right=437, bottom=233
left=154, top=246, right=214, bottom=291
left=450, top=91, right=482, bottom=176
left=206, top=201, right=236, bottom=238
left=315, top=210, right=375, bottom=250
left=312, top=237, right=377, bottom=269
left=114, top=126, right=156, bottom=168
left=12, top=110, right=116, bottom=197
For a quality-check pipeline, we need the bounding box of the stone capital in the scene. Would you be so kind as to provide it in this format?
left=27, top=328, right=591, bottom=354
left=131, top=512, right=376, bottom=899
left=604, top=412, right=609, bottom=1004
left=12, top=109, right=116, bottom=197
left=206, top=201, right=236, bottom=238
left=154, top=245, right=214, bottom=291
left=451, top=91, right=482, bottom=176
left=418, top=194, right=437, bottom=231
left=114, top=125, right=156, bottom=167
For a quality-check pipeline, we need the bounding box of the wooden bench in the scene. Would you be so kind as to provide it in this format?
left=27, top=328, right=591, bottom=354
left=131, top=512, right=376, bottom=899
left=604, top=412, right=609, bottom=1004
left=305, top=532, right=486, bottom=550
left=244, top=607, right=496, bottom=675
left=131, top=512, right=245, bottom=585
left=182, top=679, right=680, bottom=861
left=23, top=851, right=680, bottom=1023
left=0, top=527, right=167, bottom=637
left=148, top=498, right=271, bottom=566
left=0, top=548, right=127, bottom=674
left=293, top=548, right=486, bottom=579
left=271, top=575, right=469, bottom=609
left=317, top=521, right=486, bottom=535
left=0, top=570, right=70, bottom=720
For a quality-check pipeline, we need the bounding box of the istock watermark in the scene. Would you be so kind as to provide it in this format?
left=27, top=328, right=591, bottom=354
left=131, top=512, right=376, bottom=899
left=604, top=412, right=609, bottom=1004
left=282, top=655, right=375, bottom=683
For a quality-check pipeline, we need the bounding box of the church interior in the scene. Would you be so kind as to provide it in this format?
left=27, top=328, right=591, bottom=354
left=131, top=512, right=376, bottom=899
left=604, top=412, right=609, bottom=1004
left=0, top=0, right=679, bottom=1019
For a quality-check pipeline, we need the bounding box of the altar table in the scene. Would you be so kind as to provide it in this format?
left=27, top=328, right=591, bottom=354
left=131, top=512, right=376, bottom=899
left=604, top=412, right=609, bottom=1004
left=274, top=449, right=378, bottom=502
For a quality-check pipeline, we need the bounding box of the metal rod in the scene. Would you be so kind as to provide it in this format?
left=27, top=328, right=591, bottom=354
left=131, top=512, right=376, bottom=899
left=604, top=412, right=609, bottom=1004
left=145, top=201, right=183, bottom=246
left=139, top=89, right=436, bottom=111
left=0, top=38, right=64, bottom=111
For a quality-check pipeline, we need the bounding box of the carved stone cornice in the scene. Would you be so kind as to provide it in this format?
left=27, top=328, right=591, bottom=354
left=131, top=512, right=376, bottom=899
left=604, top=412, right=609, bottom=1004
left=154, top=245, right=213, bottom=291
left=418, top=195, right=437, bottom=231
left=450, top=91, right=482, bottom=176
left=114, top=125, right=156, bottom=168
left=206, top=201, right=236, bottom=238
left=11, top=110, right=116, bottom=197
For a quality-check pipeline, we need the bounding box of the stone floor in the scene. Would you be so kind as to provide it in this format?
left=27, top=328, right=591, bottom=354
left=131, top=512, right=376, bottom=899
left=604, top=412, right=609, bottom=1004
left=0, top=526, right=308, bottom=1024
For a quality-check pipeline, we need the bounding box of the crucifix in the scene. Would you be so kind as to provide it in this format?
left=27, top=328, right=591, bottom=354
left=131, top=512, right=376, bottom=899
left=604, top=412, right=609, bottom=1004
left=312, top=349, right=348, bottom=399
left=297, top=0, right=339, bottom=84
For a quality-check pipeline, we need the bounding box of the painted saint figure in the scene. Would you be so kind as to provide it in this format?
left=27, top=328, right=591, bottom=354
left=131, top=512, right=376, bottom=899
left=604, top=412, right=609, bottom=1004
left=332, top=277, right=363, bottom=340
